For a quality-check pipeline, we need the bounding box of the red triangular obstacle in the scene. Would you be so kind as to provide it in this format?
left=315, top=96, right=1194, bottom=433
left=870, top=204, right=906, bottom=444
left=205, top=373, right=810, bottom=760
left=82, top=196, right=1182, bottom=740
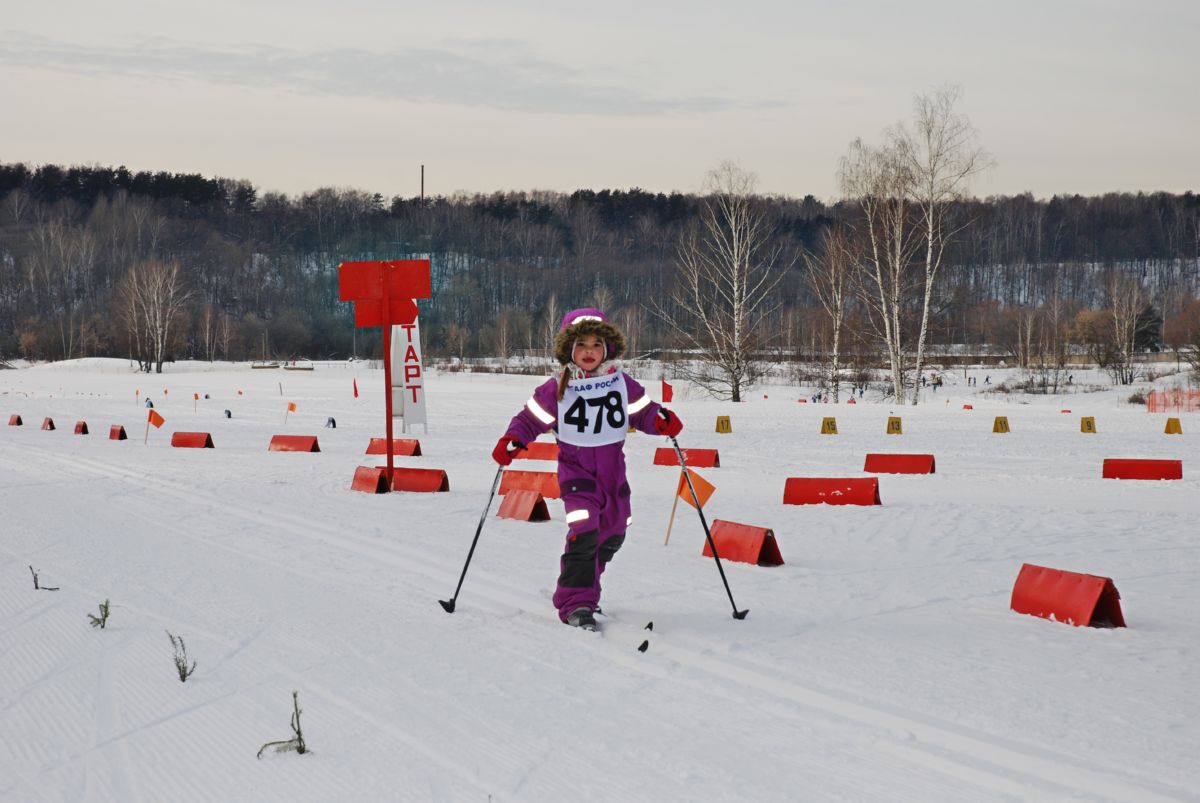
left=653, top=447, right=720, bottom=468
left=74, top=421, right=89, bottom=435
left=383, top=467, right=450, bottom=493
left=1010, top=563, right=1126, bottom=627
left=496, top=489, right=550, bottom=521
left=366, top=438, right=422, bottom=456
left=109, top=425, right=128, bottom=440
left=171, top=432, right=214, bottom=448
left=783, top=477, right=881, bottom=506
left=269, top=435, right=321, bottom=452
left=499, top=469, right=561, bottom=499
left=351, top=466, right=389, bottom=493
left=702, top=519, right=784, bottom=566
left=863, top=453, right=936, bottom=474
left=1101, top=458, right=1182, bottom=480
left=513, top=441, right=559, bottom=461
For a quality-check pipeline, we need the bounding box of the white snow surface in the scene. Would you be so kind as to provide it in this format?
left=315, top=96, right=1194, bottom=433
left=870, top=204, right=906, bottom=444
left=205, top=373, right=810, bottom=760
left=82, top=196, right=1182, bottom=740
left=2, top=359, right=1198, bottom=802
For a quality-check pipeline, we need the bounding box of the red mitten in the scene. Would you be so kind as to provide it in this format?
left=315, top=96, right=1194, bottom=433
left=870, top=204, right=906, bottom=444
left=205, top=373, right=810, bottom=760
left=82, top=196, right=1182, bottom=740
left=655, top=409, right=683, bottom=437
left=491, top=435, right=525, bottom=466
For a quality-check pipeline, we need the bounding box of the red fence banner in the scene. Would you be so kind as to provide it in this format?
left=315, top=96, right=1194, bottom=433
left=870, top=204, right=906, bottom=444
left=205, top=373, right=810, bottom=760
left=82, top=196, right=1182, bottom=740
left=1102, top=458, right=1182, bottom=480
left=863, top=453, right=936, bottom=474
left=1010, top=563, right=1126, bottom=627
left=783, top=477, right=881, bottom=506
left=1147, top=388, right=1200, bottom=413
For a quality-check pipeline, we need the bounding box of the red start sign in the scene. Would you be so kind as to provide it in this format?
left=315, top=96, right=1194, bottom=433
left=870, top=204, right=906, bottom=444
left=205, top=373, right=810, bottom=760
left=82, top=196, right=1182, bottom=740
left=338, top=260, right=432, bottom=327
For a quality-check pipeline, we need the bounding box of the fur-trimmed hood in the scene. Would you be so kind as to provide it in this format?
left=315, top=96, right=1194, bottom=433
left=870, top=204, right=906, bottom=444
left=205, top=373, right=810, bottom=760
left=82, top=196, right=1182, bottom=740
left=553, top=308, right=626, bottom=366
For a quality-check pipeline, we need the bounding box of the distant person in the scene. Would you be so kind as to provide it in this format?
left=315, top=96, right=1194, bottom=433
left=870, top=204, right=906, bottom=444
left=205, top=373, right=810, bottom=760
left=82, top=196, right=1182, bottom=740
left=492, top=308, right=682, bottom=631
left=985, top=375, right=990, bottom=385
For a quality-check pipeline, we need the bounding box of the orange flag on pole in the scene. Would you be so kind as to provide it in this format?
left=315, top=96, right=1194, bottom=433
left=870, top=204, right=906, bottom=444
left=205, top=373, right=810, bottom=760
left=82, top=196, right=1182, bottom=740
left=662, top=379, right=673, bottom=403
left=145, top=408, right=165, bottom=444
left=677, top=468, right=715, bottom=509
left=664, top=467, right=716, bottom=545
left=287, top=402, right=297, bottom=412
left=353, top=378, right=359, bottom=398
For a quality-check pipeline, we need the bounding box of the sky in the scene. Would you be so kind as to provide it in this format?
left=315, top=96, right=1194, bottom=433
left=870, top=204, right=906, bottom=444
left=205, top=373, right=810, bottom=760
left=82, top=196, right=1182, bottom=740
left=1, top=0, right=1198, bottom=202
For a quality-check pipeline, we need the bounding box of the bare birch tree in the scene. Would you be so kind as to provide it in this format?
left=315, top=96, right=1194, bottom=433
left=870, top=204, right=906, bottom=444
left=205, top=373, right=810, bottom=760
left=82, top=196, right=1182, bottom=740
left=651, top=162, right=790, bottom=401
left=542, top=292, right=560, bottom=358
left=840, top=137, right=922, bottom=401
left=904, top=86, right=992, bottom=403
left=805, top=225, right=857, bottom=401
left=841, top=86, right=990, bottom=403
left=118, top=260, right=192, bottom=373
left=1108, top=273, right=1146, bottom=384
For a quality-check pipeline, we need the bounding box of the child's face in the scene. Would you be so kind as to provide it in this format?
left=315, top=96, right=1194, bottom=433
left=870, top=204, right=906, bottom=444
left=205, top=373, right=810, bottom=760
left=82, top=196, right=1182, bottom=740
left=572, top=335, right=605, bottom=371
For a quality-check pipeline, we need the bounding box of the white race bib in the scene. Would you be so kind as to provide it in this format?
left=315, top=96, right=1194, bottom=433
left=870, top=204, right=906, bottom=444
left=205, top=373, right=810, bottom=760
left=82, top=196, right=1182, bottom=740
left=557, top=372, right=629, bottom=446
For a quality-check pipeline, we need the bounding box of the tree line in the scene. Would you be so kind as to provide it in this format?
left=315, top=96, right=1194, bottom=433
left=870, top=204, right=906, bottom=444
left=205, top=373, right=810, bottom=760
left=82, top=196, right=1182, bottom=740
left=1, top=153, right=1197, bottom=385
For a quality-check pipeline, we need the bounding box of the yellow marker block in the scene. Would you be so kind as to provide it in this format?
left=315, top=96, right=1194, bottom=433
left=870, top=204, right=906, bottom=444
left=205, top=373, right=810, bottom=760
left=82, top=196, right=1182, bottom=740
left=1080, top=416, right=1097, bottom=434
left=715, top=415, right=732, bottom=434
left=1165, top=417, right=1182, bottom=434
left=886, top=416, right=903, bottom=435
left=820, top=417, right=838, bottom=435
left=993, top=416, right=1010, bottom=433
left=628, top=425, right=637, bottom=433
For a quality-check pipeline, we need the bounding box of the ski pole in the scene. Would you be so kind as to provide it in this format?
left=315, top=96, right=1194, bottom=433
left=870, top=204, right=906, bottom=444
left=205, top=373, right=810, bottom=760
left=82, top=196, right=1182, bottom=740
left=662, top=411, right=749, bottom=620
left=439, top=465, right=505, bottom=613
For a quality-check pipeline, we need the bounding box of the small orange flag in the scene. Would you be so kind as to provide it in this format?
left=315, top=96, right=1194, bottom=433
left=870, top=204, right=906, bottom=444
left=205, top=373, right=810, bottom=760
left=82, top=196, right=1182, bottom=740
left=677, top=468, right=715, bottom=509
left=193, top=392, right=200, bottom=401
left=287, top=402, right=297, bottom=412
left=148, top=409, right=165, bottom=428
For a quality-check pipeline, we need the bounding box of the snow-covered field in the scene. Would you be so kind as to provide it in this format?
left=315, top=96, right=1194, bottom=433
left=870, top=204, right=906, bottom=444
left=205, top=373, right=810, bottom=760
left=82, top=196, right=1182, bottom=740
left=2, top=359, right=1197, bottom=802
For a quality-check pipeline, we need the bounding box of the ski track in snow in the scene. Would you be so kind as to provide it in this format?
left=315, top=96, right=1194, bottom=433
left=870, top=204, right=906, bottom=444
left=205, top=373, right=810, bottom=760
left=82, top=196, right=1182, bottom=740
left=2, top=360, right=1199, bottom=801
left=2, top=439, right=1189, bottom=801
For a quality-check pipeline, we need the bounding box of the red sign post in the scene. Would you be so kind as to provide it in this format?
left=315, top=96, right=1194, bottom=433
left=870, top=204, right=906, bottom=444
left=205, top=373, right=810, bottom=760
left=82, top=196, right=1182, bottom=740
left=338, top=260, right=432, bottom=488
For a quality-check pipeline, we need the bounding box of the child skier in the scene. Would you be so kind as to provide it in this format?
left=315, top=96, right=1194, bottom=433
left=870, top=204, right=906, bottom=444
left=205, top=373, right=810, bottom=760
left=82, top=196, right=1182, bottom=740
left=492, top=308, right=683, bottom=630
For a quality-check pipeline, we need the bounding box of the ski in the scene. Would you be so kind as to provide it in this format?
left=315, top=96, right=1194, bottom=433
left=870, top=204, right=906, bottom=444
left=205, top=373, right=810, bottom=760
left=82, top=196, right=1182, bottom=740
left=594, top=610, right=654, bottom=651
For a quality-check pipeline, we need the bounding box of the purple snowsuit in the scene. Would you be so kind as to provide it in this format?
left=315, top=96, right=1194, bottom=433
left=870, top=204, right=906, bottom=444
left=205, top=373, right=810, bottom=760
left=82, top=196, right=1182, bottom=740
left=505, top=371, right=663, bottom=622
